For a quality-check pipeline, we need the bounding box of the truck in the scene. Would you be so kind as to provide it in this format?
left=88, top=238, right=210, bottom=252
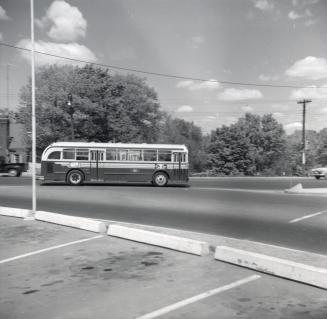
left=0, top=161, right=27, bottom=177
left=0, top=117, right=28, bottom=177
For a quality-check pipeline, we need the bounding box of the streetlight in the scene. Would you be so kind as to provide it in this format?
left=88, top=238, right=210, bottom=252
left=67, top=93, right=75, bottom=140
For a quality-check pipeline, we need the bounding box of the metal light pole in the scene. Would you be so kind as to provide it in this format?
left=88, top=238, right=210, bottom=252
left=30, top=0, right=36, bottom=217
left=67, top=93, right=75, bottom=140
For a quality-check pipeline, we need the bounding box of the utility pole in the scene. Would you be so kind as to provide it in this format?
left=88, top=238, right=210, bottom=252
left=297, top=99, right=312, bottom=167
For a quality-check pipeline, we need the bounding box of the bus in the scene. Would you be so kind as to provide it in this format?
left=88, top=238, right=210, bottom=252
left=41, top=142, right=189, bottom=186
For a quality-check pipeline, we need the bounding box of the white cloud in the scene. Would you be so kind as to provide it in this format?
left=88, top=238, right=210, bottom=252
left=284, top=122, right=302, bottom=134
left=189, top=36, right=205, bottom=49
left=254, top=0, right=274, bottom=11
left=273, top=112, right=284, bottom=118
left=37, top=0, right=87, bottom=42
left=290, top=84, right=327, bottom=99
left=321, top=107, right=327, bottom=113
left=176, top=105, right=194, bottom=113
left=16, top=39, right=97, bottom=66
left=286, top=56, right=327, bottom=80
left=218, top=88, right=263, bottom=101
left=288, top=10, right=302, bottom=19
left=0, top=5, right=10, bottom=20
left=292, top=0, right=320, bottom=6
left=242, top=106, right=254, bottom=112
left=0, top=32, right=3, bottom=41
left=288, top=7, right=316, bottom=26
left=176, top=79, right=220, bottom=91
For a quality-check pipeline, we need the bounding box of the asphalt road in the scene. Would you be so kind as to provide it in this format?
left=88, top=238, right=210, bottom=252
left=1, top=176, right=327, bottom=255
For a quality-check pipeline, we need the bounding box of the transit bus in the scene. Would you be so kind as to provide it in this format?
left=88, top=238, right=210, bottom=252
left=41, top=142, right=189, bottom=186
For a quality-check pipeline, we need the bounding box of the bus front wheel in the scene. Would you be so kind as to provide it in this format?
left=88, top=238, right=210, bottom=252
left=67, top=170, right=84, bottom=186
left=153, top=172, right=168, bottom=187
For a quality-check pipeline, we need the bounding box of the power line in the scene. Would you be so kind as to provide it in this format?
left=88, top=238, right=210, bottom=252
left=1, top=41, right=327, bottom=90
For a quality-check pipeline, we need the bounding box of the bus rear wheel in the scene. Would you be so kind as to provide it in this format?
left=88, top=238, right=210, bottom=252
left=153, top=172, right=168, bottom=187
left=67, top=170, right=84, bottom=186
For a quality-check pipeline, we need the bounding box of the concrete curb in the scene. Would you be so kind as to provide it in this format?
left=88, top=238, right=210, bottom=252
left=0, top=206, right=32, bottom=219
left=215, top=246, right=327, bottom=289
left=35, top=211, right=107, bottom=233
left=285, top=183, right=327, bottom=195
left=108, top=224, right=210, bottom=256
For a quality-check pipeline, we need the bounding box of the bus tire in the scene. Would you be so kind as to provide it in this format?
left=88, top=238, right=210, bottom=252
left=67, top=170, right=84, bottom=186
left=153, top=172, right=168, bottom=187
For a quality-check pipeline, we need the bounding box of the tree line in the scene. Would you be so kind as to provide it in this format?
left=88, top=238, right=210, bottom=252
left=5, top=64, right=327, bottom=175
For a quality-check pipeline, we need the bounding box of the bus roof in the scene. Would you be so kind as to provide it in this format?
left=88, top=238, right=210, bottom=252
left=45, top=142, right=188, bottom=151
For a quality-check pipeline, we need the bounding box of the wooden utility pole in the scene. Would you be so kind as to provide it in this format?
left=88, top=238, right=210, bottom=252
left=297, top=99, right=312, bottom=166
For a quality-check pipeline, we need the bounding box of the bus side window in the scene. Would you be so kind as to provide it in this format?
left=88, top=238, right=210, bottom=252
left=76, top=149, right=89, bottom=161
left=118, top=149, right=128, bottom=161
left=48, top=151, right=61, bottom=160
left=143, top=150, right=157, bottom=162
left=63, top=149, right=75, bottom=160
left=158, top=150, right=171, bottom=162
left=106, top=149, right=117, bottom=161
left=128, top=150, right=142, bottom=161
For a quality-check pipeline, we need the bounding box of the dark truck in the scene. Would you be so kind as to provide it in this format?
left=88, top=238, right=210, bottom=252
left=0, top=159, right=28, bottom=177
left=0, top=117, right=28, bottom=177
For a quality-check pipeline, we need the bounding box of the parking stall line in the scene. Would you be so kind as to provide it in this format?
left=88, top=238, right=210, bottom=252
left=135, top=275, right=261, bottom=319
left=289, top=210, right=327, bottom=224
left=0, top=235, right=103, bottom=264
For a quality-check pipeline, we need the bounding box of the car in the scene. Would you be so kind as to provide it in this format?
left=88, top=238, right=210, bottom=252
left=311, top=167, right=327, bottom=180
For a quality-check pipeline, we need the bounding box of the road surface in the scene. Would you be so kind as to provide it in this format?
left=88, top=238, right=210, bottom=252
left=1, top=176, right=326, bottom=254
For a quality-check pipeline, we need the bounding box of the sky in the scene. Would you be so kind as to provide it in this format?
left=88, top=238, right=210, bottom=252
left=0, top=0, right=327, bottom=134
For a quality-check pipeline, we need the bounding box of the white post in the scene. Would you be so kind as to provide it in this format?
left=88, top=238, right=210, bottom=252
left=30, top=0, right=36, bottom=217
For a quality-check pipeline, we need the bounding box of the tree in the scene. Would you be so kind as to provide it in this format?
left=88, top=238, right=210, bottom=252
left=317, top=128, right=327, bottom=166
left=284, top=130, right=321, bottom=175
left=16, top=64, right=163, bottom=154
left=158, top=115, right=206, bottom=171
left=207, top=113, right=287, bottom=176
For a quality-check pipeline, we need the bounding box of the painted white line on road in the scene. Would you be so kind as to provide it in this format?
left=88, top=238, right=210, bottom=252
left=289, top=210, right=327, bottom=224
left=0, top=235, right=103, bottom=264
left=192, top=187, right=282, bottom=194
left=135, top=275, right=260, bottom=319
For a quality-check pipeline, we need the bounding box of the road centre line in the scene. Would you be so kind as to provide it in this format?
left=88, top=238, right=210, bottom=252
left=135, top=275, right=261, bottom=319
left=0, top=235, right=103, bottom=264
left=289, top=210, right=327, bottom=224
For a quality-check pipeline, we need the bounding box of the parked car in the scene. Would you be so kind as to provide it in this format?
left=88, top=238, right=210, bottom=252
left=311, top=167, right=327, bottom=180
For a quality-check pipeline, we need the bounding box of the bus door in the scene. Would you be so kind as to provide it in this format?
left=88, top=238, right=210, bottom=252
left=90, top=150, right=105, bottom=181
left=173, top=152, right=182, bottom=181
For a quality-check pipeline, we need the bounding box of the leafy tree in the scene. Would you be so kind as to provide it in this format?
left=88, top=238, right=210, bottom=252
left=316, top=128, right=327, bottom=166
left=16, top=64, right=162, bottom=154
left=158, top=115, right=206, bottom=171
left=284, top=130, right=321, bottom=174
left=207, top=113, right=287, bottom=175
